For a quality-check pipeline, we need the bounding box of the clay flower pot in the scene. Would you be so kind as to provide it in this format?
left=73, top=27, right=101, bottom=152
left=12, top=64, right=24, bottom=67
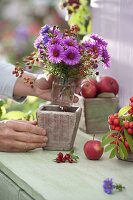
left=36, top=105, right=82, bottom=150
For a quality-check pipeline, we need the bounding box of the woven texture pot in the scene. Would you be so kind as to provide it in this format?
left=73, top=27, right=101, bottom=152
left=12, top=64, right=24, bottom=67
left=36, top=105, right=82, bottom=150
left=76, top=96, right=119, bottom=134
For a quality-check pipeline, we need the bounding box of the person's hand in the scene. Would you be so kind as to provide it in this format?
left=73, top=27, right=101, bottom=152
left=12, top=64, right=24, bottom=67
left=0, top=120, right=48, bottom=152
left=34, top=74, right=81, bottom=102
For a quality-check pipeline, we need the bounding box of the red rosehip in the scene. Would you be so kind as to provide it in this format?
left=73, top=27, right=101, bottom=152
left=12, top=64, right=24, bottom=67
left=108, top=114, right=115, bottom=121
left=110, top=125, right=115, bottom=130
left=127, top=128, right=133, bottom=135
left=115, top=126, right=121, bottom=131
left=64, top=154, right=71, bottom=160
left=130, top=97, right=133, bottom=102
left=58, top=152, right=63, bottom=159
left=124, top=141, right=130, bottom=152
left=128, top=108, right=133, bottom=114
left=108, top=119, right=113, bottom=125
left=129, top=122, right=133, bottom=129
left=113, top=118, right=120, bottom=126
left=124, top=121, right=129, bottom=129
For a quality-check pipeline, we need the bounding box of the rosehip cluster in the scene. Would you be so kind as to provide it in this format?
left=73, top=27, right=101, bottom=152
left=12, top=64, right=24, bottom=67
left=128, top=96, right=133, bottom=114
left=12, top=65, right=24, bottom=77
left=108, top=113, right=122, bottom=132
left=54, top=151, right=79, bottom=163
left=109, top=133, right=131, bottom=152
left=123, top=121, right=133, bottom=135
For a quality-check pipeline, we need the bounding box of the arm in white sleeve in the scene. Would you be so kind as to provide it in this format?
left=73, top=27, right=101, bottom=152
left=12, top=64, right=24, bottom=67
left=0, top=60, right=26, bottom=101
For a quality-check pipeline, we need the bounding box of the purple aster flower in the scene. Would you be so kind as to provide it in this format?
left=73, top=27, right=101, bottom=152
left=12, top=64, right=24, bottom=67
left=63, top=37, right=79, bottom=48
left=63, top=47, right=81, bottom=66
left=48, top=44, right=64, bottom=64
left=34, top=35, right=42, bottom=49
left=48, top=37, right=61, bottom=45
left=51, top=27, right=62, bottom=38
left=40, top=24, right=50, bottom=35
left=42, top=33, right=50, bottom=46
left=103, top=178, right=114, bottom=194
left=90, top=34, right=108, bottom=47
left=102, top=47, right=111, bottom=68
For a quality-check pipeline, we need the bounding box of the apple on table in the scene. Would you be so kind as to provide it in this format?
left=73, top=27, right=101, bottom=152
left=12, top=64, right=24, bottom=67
left=83, top=136, right=104, bottom=160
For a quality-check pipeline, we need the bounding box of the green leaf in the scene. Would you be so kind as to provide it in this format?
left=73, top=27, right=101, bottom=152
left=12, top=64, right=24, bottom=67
left=0, top=99, right=5, bottom=107
left=109, top=148, right=117, bottom=159
left=104, top=144, right=116, bottom=152
left=118, top=105, right=131, bottom=117
left=102, top=134, right=108, bottom=141
left=118, top=146, right=125, bottom=160
left=5, top=111, right=26, bottom=120
left=101, top=137, right=116, bottom=147
left=0, top=106, right=6, bottom=119
left=118, top=140, right=128, bottom=159
left=124, top=129, right=133, bottom=152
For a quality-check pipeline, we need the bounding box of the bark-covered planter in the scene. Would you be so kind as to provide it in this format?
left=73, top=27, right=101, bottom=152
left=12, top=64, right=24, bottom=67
left=36, top=105, right=82, bottom=150
left=76, top=96, right=119, bottom=134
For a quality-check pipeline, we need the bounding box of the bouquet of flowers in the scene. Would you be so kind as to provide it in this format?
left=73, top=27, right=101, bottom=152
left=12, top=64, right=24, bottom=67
left=102, top=97, right=133, bottom=161
left=14, top=24, right=110, bottom=79
left=14, top=24, right=110, bottom=107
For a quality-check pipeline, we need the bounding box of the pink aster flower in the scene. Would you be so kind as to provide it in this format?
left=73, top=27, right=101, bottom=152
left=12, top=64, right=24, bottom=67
left=63, top=47, right=81, bottom=66
left=63, top=37, right=78, bottom=48
left=48, top=44, right=64, bottom=64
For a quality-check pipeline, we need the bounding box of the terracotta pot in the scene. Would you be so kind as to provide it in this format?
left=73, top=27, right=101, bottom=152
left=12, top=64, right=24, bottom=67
left=36, top=105, right=82, bottom=150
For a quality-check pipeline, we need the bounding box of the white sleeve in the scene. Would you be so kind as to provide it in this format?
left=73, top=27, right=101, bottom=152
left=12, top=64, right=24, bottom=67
left=0, top=60, right=26, bottom=102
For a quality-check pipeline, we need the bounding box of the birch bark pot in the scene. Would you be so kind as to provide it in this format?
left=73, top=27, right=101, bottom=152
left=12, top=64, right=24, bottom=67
left=36, top=105, right=82, bottom=150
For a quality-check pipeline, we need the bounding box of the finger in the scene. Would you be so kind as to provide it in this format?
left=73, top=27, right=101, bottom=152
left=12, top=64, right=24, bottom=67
left=10, top=120, right=37, bottom=125
left=6, top=121, right=46, bottom=135
left=0, top=139, right=46, bottom=152
left=14, top=142, right=47, bottom=152
left=3, top=130, right=48, bottom=143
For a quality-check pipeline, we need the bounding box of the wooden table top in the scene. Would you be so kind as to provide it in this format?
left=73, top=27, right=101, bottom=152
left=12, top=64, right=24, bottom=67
left=0, top=129, right=132, bottom=200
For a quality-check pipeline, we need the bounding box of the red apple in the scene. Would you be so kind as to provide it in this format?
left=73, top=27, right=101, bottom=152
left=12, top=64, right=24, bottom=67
left=97, top=76, right=119, bottom=95
left=81, top=80, right=97, bottom=98
left=84, top=139, right=104, bottom=160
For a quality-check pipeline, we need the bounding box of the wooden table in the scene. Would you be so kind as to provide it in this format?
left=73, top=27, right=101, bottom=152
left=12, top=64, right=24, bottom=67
left=0, top=129, right=133, bottom=200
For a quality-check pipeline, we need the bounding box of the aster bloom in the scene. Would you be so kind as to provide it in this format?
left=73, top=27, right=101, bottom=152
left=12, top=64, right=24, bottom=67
left=48, top=37, right=62, bottom=45
left=102, top=47, right=111, bottom=68
left=90, top=34, right=108, bottom=47
left=63, top=46, right=81, bottom=65
left=103, top=178, right=114, bottom=194
left=48, top=44, right=64, bottom=64
left=42, top=33, right=50, bottom=46
left=40, top=24, right=50, bottom=35
left=103, top=178, right=125, bottom=194
left=63, top=37, right=79, bottom=48
left=34, top=36, right=42, bottom=49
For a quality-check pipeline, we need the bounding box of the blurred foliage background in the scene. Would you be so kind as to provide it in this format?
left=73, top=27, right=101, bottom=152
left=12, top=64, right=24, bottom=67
left=0, top=0, right=91, bottom=120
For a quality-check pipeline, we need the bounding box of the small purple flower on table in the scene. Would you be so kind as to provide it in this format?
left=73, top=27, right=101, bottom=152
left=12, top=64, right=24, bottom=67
left=103, top=178, right=125, bottom=194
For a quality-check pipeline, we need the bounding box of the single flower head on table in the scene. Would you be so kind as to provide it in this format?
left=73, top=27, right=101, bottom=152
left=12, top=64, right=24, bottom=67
left=13, top=24, right=110, bottom=86
left=103, top=178, right=125, bottom=194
